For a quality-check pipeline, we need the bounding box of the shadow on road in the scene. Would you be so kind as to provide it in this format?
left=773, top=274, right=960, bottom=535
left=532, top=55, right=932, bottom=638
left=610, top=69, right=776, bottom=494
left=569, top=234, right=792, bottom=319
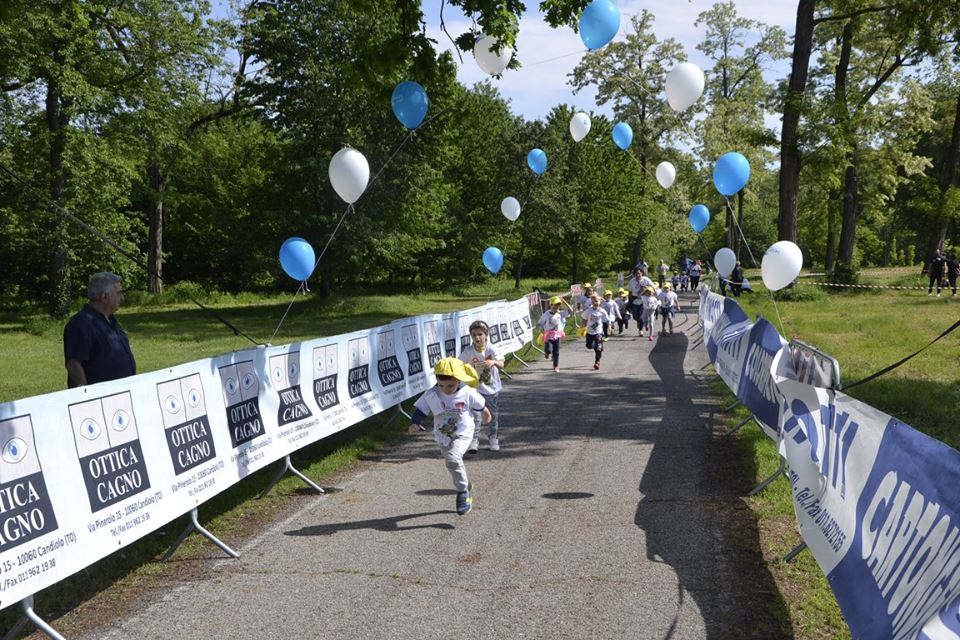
left=285, top=510, right=455, bottom=536
left=634, top=325, right=792, bottom=639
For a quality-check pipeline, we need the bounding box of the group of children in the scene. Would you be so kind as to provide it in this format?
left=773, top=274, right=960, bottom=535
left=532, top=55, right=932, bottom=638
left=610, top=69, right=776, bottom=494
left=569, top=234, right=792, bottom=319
left=405, top=281, right=683, bottom=517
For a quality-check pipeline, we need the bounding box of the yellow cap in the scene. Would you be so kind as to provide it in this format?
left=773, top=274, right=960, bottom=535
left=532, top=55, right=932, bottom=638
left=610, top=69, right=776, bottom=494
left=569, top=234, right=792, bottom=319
left=603, top=290, right=613, bottom=296
left=620, top=291, right=628, bottom=297
left=583, top=283, right=592, bottom=289
left=643, top=286, right=655, bottom=293
left=663, top=282, right=672, bottom=289
left=433, top=357, right=479, bottom=388
left=549, top=295, right=562, bottom=305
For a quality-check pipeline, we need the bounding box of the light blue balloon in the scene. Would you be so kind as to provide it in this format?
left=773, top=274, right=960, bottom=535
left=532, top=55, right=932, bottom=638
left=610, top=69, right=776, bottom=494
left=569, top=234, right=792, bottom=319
left=612, top=122, right=633, bottom=150
left=482, top=247, right=504, bottom=274
left=713, top=151, right=751, bottom=196
left=279, top=237, right=316, bottom=281
left=688, top=205, right=710, bottom=234
left=527, top=148, right=547, bottom=175
left=391, top=80, right=428, bottom=129
left=579, top=0, right=620, bottom=50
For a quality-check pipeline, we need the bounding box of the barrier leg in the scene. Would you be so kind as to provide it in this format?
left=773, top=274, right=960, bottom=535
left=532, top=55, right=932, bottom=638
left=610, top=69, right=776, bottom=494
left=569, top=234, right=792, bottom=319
left=783, top=542, right=807, bottom=563
left=258, top=454, right=325, bottom=499
left=724, top=399, right=741, bottom=412
left=748, top=458, right=786, bottom=496
left=500, top=368, right=513, bottom=380
left=1, top=597, right=65, bottom=640
left=508, top=353, right=532, bottom=368
left=163, top=508, right=238, bottom=561
left=723, top=414, right=753, bottom=437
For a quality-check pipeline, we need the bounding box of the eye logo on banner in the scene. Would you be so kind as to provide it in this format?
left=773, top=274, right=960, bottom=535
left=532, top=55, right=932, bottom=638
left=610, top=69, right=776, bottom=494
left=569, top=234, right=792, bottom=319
left=424, top=320, right=442, bottom=368
left=270, top=352, right=313, bottom=426
left=488, top=316, right=502, bottom=345
left=69, top=393, right=151, bottom=512
left=0, top=416, right=59, bottom=551
left=443, top=318, right=457, bottom=357
left=157, top=374, right=216, bottom=475
left=459, top=316, right=472, bottom=351
left=219, top=361, right=264, bottom=448
left=499, top=320, right=511, bottom=343
left=375, top=330, right=404, bottom=387
left=347, top=337, right=372, bottom=398
left=312, top=344, right=340, bottom=411
left=401, top=324, right=422, bottom=376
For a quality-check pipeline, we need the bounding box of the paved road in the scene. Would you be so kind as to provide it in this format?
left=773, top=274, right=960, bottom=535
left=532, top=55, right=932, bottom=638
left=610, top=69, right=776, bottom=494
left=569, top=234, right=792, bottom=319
left=83, top=294, right=790, bottom=640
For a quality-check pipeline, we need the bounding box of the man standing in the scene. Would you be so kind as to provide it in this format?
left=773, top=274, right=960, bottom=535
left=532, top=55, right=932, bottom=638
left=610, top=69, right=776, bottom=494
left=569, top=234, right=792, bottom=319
left=64, top=272, right=136, bottom=388
left=928, top=249, right=946, bottom=297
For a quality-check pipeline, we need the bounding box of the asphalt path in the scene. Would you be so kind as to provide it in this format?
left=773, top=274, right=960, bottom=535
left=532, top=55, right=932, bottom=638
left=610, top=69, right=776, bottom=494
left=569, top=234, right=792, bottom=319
left=83, top=292, right=791, bottom=640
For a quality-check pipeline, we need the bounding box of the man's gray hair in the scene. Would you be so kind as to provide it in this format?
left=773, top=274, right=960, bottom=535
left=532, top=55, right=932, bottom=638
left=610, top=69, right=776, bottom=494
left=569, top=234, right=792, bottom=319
left=88, top=272, right=122, bottom=300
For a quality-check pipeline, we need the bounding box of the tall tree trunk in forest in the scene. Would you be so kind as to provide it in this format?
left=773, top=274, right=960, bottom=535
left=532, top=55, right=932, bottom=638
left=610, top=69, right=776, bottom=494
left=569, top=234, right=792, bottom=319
left=838, top=144, right=859, bottom=266
left=835, top=21, right=858, bottom=269
left=825, top=188, right=838, bottom=271
left=778, top=0, right=815, bottom=243
left=148, top=159, right=167, bottom=294
left=46, top=52, right=72, bottom=317
left=928, top=90, right=960, bottom=261
left=725, top=199, right=736, bottom=255
left=735, top=191, right=745, bottom=259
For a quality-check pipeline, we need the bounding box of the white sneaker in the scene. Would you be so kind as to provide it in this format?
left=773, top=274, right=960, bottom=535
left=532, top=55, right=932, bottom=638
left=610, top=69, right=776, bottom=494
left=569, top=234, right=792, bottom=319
left=488, top=437, right=500, bottom=451
left=468, top=438, right=479, bottom=453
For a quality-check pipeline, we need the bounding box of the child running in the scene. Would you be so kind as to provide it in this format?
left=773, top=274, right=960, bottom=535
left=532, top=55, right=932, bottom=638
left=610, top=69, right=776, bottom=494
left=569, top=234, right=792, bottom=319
left=600, top=290, right=621, bottom=337
left=657, top=282, right=680, bottom=335
left=582, top=294, right=608, bottom=369
left=538, top=295, right=573, bottom=372
left=408, top=357, right=491, bottom=515
left=459, top=320, right=505, bottom=452
left=615, top=290, right=630, bottom=334
left=639, top=286, right=660, bottom=342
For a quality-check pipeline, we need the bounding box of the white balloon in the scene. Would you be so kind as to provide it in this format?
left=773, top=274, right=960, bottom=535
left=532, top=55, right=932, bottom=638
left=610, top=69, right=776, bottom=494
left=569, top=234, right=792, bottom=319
left=761, top=241, right=804, bottom=291
left=473, top=35, right=513, bottom=76
left=665, top=62, right=705, bottom=112
left=500, top=196, right=521, bottom=222
left=714, top=247, right=736, bottom=278
left=569, top=112, right=591, bottom=142
left=328, top=147, right=369, bottom=204
left=655, top=161, right=676, bottom=189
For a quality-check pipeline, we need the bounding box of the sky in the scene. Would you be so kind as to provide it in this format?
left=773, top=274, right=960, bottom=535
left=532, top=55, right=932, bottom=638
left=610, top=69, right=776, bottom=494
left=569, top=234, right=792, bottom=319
left=420, top=0, right=799, bottom=123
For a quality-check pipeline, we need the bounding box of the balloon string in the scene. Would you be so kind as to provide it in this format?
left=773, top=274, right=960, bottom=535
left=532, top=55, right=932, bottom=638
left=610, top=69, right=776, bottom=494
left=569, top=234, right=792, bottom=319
left=268, top=280, right=306, bottom=345
left=724, top=194, right=787, bottom=337
left=0, top=161, right=263, bottom=346
left=267, top=105, right=454, bottom=341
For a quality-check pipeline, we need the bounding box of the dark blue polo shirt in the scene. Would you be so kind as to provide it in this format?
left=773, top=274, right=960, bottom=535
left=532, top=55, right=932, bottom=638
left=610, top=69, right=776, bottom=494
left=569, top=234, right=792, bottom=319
left=63, top=304, right=136, bottom=387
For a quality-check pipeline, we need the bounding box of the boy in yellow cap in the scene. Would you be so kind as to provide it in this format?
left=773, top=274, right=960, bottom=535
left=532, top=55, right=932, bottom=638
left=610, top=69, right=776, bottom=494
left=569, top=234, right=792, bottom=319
left=639, top=286, right=660, bottom=342
left=600, top=290, right=621, bottom=338
left=657, top=282, right=681, bottom=335
left=408, top=357, right=491, bottom=515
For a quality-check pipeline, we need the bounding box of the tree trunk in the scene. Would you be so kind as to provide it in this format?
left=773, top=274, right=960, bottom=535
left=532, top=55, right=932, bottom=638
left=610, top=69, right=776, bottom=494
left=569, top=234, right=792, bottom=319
left=837, top=143, right=859, bottom=266
left=825, top=189, right=837, bottom=271
left=726, top=199, right=736, bottom=255
left=735, top=191, right=745, bottom=258
left=928, top=90, right=960, bottom=262
left=45, top=55, right=72, bottom=317
left=778, top=0, right=816, bottom=243
left=631, top=153, right=647, bottom=267
left=147, top=159, right=166, bottom=294
left=835, top=21, right=858, bottom=269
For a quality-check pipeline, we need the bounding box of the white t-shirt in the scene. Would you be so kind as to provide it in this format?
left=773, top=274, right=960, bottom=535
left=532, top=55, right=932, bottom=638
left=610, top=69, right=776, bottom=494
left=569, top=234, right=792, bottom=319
left=658, top=290, right=678, bottom=309
left=629, top=276, right=654, bottom=298
left=459, top=344, right=502, bottom=395
left=538, top=309, right=569, bottom=332
left=414, top=384, right=486, bottom=446
left=601, top=300, right=621, bottom=320
left=581, top=307, right=608, bottom=335
left=641, top=295, right=660, bottom=312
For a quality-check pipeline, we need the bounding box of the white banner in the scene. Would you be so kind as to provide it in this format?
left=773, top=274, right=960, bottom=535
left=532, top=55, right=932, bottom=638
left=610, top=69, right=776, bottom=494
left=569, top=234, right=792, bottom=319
left=0, top=297, right=533, bottom=609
